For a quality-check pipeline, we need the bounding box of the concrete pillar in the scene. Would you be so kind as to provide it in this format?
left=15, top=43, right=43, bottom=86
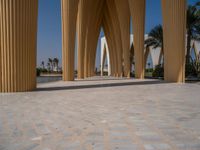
left=102, top=13, right=117, bottom=77
left=61, top=0, right=79, bottom=81
left=83, top=0, right=103, bottom=78
left=0, top=30, right=1, bottom=92
left=115, top=0, right=130, bottom=78
left=129, top=0, right=146, bottom=79
left=104, top=0, right=123, bottom=77
left=77, top=0, right=89, bottom=79
left=0, top=0, right=38, bottom=92
left=84, top=0, right=104, bottom=78
left=162, top=0, right=186, bottom=82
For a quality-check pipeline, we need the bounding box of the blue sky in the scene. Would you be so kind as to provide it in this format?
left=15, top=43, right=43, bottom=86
left=37, top=0, right=198, bottom=68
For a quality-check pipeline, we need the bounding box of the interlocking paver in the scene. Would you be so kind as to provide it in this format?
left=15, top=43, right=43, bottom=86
left=0, top=77, right=200, bottom=150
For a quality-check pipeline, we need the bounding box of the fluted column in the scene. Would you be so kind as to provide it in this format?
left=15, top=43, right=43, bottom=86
left=0, top=0, right=38, bottom=92
left=162, top=0, right=186, bottom=82
left=61, top=0, right=79, bottom=81
left=129, top=0, right=146, bottom=79
left=115, top=0, right=130, bottom=78
left=0, top=34, right=1, bottom=92
left=77, top=0, right=89, bottom=79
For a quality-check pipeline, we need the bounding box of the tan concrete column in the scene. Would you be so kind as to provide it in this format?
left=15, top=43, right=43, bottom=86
left=61, top=0, right=79, bottom=81
left=129, top=0, right=146, bottom=79
left=0, top=0, right=38, bottom=92
left=102, top=16, right=117, bottom=77
left=86, top=0, right=104, bottom=77
left=83, top=0, right=103, bottom=78
left=0, top=33, right=1, bottom=92
left=115, top=0, right=131, bottom=78
left=104, top=0, right=124, bottom=77
left=77, top=0, right=89, bottom=79
left=108, top=0, right=123, bottom=77
left=162, top=0, right=186, bottom=82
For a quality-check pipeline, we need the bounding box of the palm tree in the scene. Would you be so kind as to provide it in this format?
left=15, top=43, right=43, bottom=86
left=48, top=58, right=53, bottom=71
left=41, top=61, right=45, bottom=69
left=146, top=4, right=200, bottom=66
left=186, top=4, right=200, bottom=64
left=145, top=24, right=163, bottom=50
left=53, top=58, right=59, bottom=72
left=145, top=25, right=163, bottom=65
left=47, top=62, right=51, bottom=72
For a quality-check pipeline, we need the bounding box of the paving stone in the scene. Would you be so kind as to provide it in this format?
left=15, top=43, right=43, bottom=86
left=112, top=144, right=138, bottom=150
left=0, top=77, right=200, bottom=150
left=36, top=124, right=51, bottom=135
left=144, top=143, right=171, bottom=150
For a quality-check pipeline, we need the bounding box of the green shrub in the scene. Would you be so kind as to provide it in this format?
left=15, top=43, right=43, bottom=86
left=185, top=63, right=198, bottom=77
left=152, top=64, right=164, bottom=77
left=36, top=68, right=41, bottom=76
left=146, top=68, right=153, bottom=73
left=41, top=68, right=48, bottom=73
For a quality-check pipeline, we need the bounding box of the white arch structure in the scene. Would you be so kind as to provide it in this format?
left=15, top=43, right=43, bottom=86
left=101, top=36, right=200, bottom=76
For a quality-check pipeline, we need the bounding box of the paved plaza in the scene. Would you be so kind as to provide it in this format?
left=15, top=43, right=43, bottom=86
left=0, top=77, right=200, bottom=150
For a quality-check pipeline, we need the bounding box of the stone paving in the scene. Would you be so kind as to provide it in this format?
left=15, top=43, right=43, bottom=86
left=0, top=77, right=200, bottom=150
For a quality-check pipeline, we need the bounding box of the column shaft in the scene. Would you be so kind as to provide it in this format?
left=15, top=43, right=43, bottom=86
left=162, top=0, right=186, bottom=82
left=0, top=0, right=38, bottom=92
left=129, top=0, right=146, bottom=79
left=61, top=0, right=79, bottom=81
left=77, top=0, right=89, bottom=79
left=115, top=0, right=130, bottom=77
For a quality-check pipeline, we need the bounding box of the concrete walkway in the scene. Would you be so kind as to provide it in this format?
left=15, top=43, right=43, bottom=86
left=0, top=77, right=200, bottom=150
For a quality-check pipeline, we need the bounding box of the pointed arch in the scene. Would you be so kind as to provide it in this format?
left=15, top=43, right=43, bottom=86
left=83, top=0, right=104, bottom=78
left=103, top=0, right=123, bottom=77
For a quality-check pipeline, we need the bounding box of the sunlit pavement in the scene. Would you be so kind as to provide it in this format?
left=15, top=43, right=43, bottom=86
left=0, top=77, right=200, bottom=150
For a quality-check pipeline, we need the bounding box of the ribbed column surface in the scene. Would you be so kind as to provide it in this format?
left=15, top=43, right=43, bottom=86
left=0, top=0, right=38, bottom=92
left=61, top=0, right=79, bottom=81
left=115, top=0, right=130, bottom=78
left=77, top=0, right=88, bottom=79
left=129, top=0, right=146, bottom=79
left=162, top=0, right=186, bottom=82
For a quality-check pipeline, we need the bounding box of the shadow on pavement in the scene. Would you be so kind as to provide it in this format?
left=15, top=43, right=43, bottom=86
left=35, top=80, right=167, bottom=92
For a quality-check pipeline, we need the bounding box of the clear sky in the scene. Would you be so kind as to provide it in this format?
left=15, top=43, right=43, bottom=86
left=37, top=0, right=198, bottom=69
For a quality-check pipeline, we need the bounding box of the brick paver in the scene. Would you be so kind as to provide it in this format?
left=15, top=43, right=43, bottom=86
left=0, top=77, right=200, bottom=150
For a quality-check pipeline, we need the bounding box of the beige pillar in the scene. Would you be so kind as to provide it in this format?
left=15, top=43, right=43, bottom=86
left=0, top=0, right=38, bottom=92
left=61, top=0, right=79, bottom=81
left=0, top=31, right=1, bottom=92
left=83, top=0, right=103, bottom=78
left=103, top=0, right=124, bottom=77
left=102, top=12, right=117, bottom=77
left=162, top=0, right=186, bottom=82
left=115, top=0, right=131, bottom=77
left=129, top=0, right=146, bottom=79
left=77, top=0, right=89, bottom=79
